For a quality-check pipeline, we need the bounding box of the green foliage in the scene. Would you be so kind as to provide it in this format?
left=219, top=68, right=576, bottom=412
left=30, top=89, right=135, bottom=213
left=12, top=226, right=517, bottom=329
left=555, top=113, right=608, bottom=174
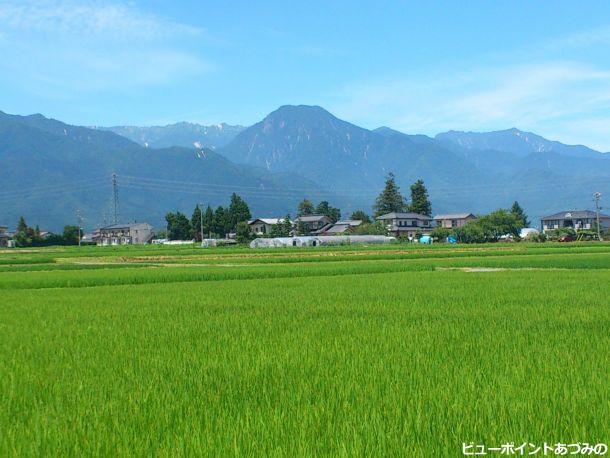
left=235, top=221, right=254, bottom=244
left=213, top=206, right=229, bottom=237
left=297, top=199, right=314, bottom=217
left=62, top=226, right=81, bottom=245
left=191, top=205, right=203, bottom=242
left=269, top=215, right=293, bottom=237
left=314, top=201, right=341, bottom=223
left=455, top=209, right=523, bottom=243
left=430, top=226, right=452, bottom=241
left=510, top=201, right=530, bottom=227
left=408, top=179, right=431, bottom=216
left=228, top=193, right=252, bottom=231
left=165, top=212, right=192, bottom=240
left=350, top=210, right=371, bottom=224
left=373, top=172, right=407, bottom=217
left=353, top=221, right=388, bottom=235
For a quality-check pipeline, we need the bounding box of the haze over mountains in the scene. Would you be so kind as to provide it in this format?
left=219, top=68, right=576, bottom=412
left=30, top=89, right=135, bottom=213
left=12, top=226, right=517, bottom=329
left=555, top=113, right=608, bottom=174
left=1, top=105, right=608, bottom=231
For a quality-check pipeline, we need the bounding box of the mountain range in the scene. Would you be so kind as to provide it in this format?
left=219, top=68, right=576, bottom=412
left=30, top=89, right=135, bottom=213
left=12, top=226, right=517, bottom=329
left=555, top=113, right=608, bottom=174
left=1, top=105, right=608, bottom=232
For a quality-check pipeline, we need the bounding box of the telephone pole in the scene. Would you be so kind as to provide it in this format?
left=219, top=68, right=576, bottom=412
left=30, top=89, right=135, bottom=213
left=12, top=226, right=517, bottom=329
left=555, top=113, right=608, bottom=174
left=199, top=203, right=203, bottom=246
left=76, top=209, right=83, bottom=247
left=594, top=192, right=603, bottom=242
left=112, top=173, right=120, bottom=224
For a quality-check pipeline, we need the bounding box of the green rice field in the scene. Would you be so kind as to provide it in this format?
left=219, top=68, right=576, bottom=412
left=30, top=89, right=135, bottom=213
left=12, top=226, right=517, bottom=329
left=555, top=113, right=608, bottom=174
left=1, top=242, right=609, bottom=456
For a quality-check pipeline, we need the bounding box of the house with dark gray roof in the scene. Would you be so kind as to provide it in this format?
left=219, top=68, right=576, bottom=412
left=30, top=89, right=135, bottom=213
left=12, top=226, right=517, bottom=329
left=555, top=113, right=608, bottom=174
left=540, top=210, right=610, bottom=233
left=319, top=220, right=362, bottom=235
left=376, top=212, right=433, bottom=238
left=295, top=214, right=333, bottom=235
left=97, top=222, right=154, bottom=245
left=433, top=213, right=477, bottom=229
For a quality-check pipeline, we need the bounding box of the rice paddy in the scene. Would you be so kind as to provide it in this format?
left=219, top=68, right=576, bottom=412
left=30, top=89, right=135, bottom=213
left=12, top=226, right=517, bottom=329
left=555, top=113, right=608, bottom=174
left=1, top=242, right=609, bottom=456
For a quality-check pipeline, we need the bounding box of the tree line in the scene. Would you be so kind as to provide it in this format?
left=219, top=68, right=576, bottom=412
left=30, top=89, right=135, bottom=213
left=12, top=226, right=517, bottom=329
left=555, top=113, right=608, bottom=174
left=164, top=193, right=252, bottom=241
left=11, top=217, right=81, bottom=247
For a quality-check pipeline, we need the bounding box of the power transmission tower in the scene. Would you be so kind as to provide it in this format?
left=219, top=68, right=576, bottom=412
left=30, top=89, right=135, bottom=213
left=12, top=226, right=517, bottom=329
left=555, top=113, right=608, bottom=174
left=594, top=192, right=603, bottom=242
left=112, top=173, right=120, bottom=224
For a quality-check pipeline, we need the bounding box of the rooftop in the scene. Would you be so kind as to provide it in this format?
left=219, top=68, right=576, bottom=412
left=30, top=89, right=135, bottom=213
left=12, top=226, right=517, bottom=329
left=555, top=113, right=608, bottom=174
left=297, top=214, right=330, bottom=222
left=376, top=212, right=432, bottom=220
left=434, top=213, right=476, bottom=220
left=541, top=210, right=610, bottom=220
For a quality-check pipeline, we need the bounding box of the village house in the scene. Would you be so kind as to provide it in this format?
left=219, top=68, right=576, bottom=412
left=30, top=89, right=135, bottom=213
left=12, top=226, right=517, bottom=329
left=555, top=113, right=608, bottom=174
left=319, top=220, right=363, bottom=235
left=433, top=213, right=477, bottom=229
left=376, top=212, right=433, bottom=238
left=295, top=214, right=333, bottom=235
left=248, top=218, right=292, bottom=236
left=0, top=226, right=11, bottom=247
left=540, top=210, right=610, bottom=233
left=97, top=222, right=154, bottom=246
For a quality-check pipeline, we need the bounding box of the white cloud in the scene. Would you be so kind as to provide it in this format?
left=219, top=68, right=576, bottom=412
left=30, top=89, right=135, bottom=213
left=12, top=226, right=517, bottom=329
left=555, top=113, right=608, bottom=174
left=0, top=0, right=202, bottom=39
left=331, top=61, right=610, bottom=150
left=546, top=25, right=610, bottom=51
left=0, top=0, right=210, bottom=92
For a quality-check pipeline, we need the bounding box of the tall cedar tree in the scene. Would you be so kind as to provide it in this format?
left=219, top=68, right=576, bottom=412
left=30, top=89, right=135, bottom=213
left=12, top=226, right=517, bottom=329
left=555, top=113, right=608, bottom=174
left=228, top=193, right=252, bottom=231
left=191, top=205, right=203, bottom=241
left=213, top=206, right=228, bottom=237
left=202, top=205, right=214, bottom=238
left=409, top=179, right=432, bottom=216
left=297, top=199, right=314, bottom=217
left=510, top=201, right=530, bottom=227
left=373, top=173, right=407, bottom=217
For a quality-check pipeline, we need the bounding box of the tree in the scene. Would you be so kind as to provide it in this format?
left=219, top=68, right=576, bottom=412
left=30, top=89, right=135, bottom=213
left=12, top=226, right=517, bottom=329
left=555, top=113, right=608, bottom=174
left=353, top=221, right=388, bottom=235
left=408, top=179, right=432, bottom=216
left=271, top=214, right=293, bottom=237
left=350, top=210, right=371, bottom=224
left=191, top=205, right=203, bottom=241
left=479, top=209, right=522, bottom=241
left=165, top=212, right=192, bottom=240
left=373, top=173, right=407, bottom=217
left=315, top=201, right=341, bottom=222
left=202, top=205, right=214, bottom=238
left=227, top=193, right=251, bottom=230
left=213, top=206, right=229, bottom=237
left=236, top=221, right=254, bottom=244
left=297, top=199, right=314, bottom=217
left=430, top=226, right=452, bottom=241
left=62, top=225, right=81, bottom=245
left=510, top=201, right=530, bottom=227
left=17, top=216, right=28, bottom=233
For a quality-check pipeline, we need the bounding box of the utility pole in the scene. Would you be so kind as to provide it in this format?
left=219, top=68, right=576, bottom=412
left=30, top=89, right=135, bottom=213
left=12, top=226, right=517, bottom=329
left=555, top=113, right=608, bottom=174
left=76, top=209, right=83, bottom=247
left=594, top=192, right=603, bottom=242
left=199, top=203, right=205, bottom=247
left=112, top=173, right=120, bottom=224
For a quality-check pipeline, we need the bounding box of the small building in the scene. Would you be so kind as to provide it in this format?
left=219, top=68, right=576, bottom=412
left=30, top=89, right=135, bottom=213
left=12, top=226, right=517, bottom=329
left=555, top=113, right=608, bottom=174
left=295, top=214, right=333, bottom=235
left=248, top=218, right=292, bottom=236
left=0, top=226, right=11, bottom=248
left=97, top=222, right=154, bottom=246
left=540, top=210, right=610, bottom=233
left=376, top=212, right=433, bottom=238
left=433, top=213, right=477, bottom=229
left=319, top=220, right=363, bottom=235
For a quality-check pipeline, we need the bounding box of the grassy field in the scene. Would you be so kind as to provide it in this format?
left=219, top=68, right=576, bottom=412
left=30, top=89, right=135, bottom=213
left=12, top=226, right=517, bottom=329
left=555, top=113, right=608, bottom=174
left=1, top=242, right=609, bottom=456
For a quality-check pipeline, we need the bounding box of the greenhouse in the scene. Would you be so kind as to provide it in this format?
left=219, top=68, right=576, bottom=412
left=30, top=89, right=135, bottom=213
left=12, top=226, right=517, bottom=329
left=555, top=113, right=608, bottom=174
left=249, top=235, right=396, bottom=248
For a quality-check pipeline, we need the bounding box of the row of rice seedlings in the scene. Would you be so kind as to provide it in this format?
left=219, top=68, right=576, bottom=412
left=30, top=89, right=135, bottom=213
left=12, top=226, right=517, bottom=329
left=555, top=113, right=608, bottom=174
left=2, top=269, right=608, bottom=455
left=2, top=252, right=608, bottom=290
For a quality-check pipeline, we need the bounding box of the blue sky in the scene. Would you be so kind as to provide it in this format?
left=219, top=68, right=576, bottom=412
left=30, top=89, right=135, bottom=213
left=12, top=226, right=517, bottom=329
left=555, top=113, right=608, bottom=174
left=1, top=0, right=610, bottom=150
